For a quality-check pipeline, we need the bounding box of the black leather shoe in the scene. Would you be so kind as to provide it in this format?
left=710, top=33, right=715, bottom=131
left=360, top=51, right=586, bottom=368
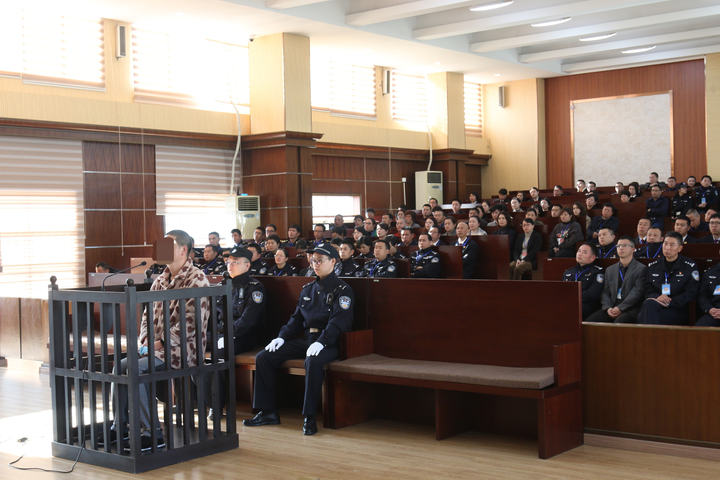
left=303, top=416, right=318, bottom=435
left=243, top=411, right=281, bottom=427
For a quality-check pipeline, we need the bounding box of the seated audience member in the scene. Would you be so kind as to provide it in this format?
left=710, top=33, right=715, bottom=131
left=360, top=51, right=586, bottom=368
left=627, top=182, right=641, bottom=198
left=267, top=248, right=298, bottom=277
left=492, top=212, right=517, bottom=260
left=455, top=221, right=478, bottom=279
left=393, top=216, right=407, bottom=234
left=247, top=243, right=268, bottom=275
left=330, top=226, right=345, bottom=239
left=510, top=198, right=523, bottom=213
left=687, top=208, right=709, bottom=232
left=494, top=188, right=509, bottom=204
left=646, top=185, right=669, bottom=227
left=480, top=201, right=492, bottom=216
left=333, top=215, right=348, bottom=236
left=634, top=226, right=663, bottom=259
left=550, top=204, right=563, bottom=218
left=561, top=242, right=604, bottom=320
left=540, top=198, right=551, bottom=212
left=576, top=179, right=587, bottom=193
left=509, top=218, right=542, bottom=280
left=95, top=261, right=118, bottom=274
left=410, top=233, right=441, bottom=278
left=356, top=236, right=374, bottom=258
left=375, top=223, right=390, bottom=240
left=202, top=244, right=226, bottom=275
left=264, top=224, right=277, bottom=244
left=587, top=203, right=619, bottom=240
left=310, top=224, right=326, bottom=248
left=362, top=239, right=398, bottom=278
left=336, top=239, right=363, bottom=277
left=524, top=207, right=544, bottom=226
left=697, top=253, right=720, bottom=326
left=295, top=240, right=309, bottom=258
left=468, top=215, right=487, bottom=235
left=432, top=206, right=446, bottom=228
left=529, top=187, right=541, bottom=203
left=705, top=208, right=718, bottom=223
left=586, top=193, right=599, bottom=211
left=619, top=190, right=632, bottom=203
left=253, top=227, right=265, bottom=247
left=467, top=206, right=482, bottom=219
left=674, top=216, right=698, bottom=244
left=614, top=182, right=624, bottom=195
left=638, top=232, right=699, bottom=326
left=635, top=218, right=652, bottom=245
left=208, top=231, right=223, bottom=255
left=664, top=176, right=678, bottom=192
left=595, top=227, right=618, bottom=259
left=687, top=175, right=697, bottom=188
left=330, top=237, right=343, bottom=251
left=553, top=185, right=568, bottom=197
left=352, top=227, right=364, bottom=243
left=468, top=192, right=479, bottom=205
left=420, top=204, right=432, bottom=220
left=400, top=227, right=418, bottom=247
left=365, top=208, right=376, bottom=221
left=549, top=208, right=583, bottom=258
left=380, top=213, right=394, bottom=229
left=428, top=197, right=439, bottom=209
left=396, top=209, right=406, bottom=223
left=586, top=237, right=647, bottom=324
left=516, top=191, right=527, bottom=203
left=572, top=201, right=590, bottom=230
left=354, top=215, right=364, bottom=229
left=262, top=235, right=281, bottom=258
left=450, top=199, right=464, bottom=215
left=695, top=175, right=719, bottom=214
left=442, top=217, right=458, bottom=236
left=231, top=228, right=244, bottom=248
left=641, top=171, right=666, bottom=190
left=671, top=183, right=694, bottom=218
left=424, top=216, right=438, bottom=233
left=587, top=181, right=597, bottom=194
left=429, top=226, right=442, bottom=247
left=486, top=204, right=505, bottom=226
left=405, top=210, right=421, bottom=228
left=283, top=224, right=301, bottom=247
left=699, top=214, right=720, bottom=243
left=387, top=235, right=406, bottom=259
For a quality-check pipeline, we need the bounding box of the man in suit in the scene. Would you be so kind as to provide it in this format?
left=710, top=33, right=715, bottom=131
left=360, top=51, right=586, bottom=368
left=674, top=216, right=698, bottom=244
left=699, top=214, right=720, bottom=244
left=455, top=221, right=478, bottom=279
left=586, top=236, right=647, bottom=323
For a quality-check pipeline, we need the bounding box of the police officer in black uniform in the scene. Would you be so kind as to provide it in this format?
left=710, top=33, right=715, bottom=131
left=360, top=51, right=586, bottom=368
left=201, top=244, right=227, bottom=276
left=336, top=238, right=363, bottom=277
left=634, top=226, right=664, bottom=259
left=267, top=248, right=299, bottom=277
left=387, top=235, right=406, bottom=259
left=595, top=227, right=618, bottom=259
left=246, top=243, right=268, bottom=275
left=561, top=242, right=604, bottom=320
left=363, top=238, right=398, bottom=278
left=243, top=243, right=354, bottom=435
left=638, top=231, right=699, bottom=325
left=697, top=251, right=720, bottom=326
left=281, top=224, right=302, bottom=248
left=411, top=233, right=442, bottom=278
left=455, top=221, right=478, bottom=279
left=695, top=175, right=719, bottom=214
left=208, top=247, right=266, bottom=419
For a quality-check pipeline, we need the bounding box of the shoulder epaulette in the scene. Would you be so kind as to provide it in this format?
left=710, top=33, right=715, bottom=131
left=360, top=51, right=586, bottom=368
left=648, top=260, right=659, bottom=267
left=302, top=280, right=316, bottom=289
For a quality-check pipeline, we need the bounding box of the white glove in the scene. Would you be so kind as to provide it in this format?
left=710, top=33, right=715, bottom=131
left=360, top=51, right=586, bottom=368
left=265, top=338, right=285, bottom=352
left=217, top=337, right=224, bottom=350
left=306, top=342, right=324, bottom=357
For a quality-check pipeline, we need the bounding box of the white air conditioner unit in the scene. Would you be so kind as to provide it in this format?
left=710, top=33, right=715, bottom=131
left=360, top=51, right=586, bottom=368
left=415, top=171, right=443, bottom=209
left=226, top=195, right=261, bottom=236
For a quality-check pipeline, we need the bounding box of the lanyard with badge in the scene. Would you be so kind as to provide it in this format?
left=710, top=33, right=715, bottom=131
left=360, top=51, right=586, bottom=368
left=558, top=224, right=568, bottom=244
left=575, top=266, right=590, bottom=281
left=369, top=261, right=381, bottom=276
left=521, top=235, right=531, bottom=259
left=601, top=245, right=617, bottom=258
left=617, top=267, right=626, bottom=300
left=662, top=271, right=671, bottom=295
left=647, top=245, right=661, bottom=258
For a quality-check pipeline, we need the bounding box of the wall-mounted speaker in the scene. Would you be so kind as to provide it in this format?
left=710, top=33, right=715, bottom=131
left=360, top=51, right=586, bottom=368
left=382, top=69, right=392, bottom=95
left=116, top=25, right=126, bottom=59
left=499, top=85, right=506, bottom=108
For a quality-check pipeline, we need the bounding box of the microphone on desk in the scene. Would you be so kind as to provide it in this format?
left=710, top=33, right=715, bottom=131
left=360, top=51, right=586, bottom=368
left=101, top=261, right=147, bottom=291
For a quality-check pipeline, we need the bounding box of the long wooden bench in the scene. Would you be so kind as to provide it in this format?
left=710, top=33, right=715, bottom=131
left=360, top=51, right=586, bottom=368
left=323, top=278, right=583, bottom=459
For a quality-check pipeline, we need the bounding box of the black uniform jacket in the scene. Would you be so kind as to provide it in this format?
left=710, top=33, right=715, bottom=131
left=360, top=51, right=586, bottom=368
left=363, top=258, right=398, bottom=278
left=456, top=237, right=478, bottom=279
left=267, top=263, right=298, bottom=277
left=249, top=259, right=268, bottom=276
left=643, top=255, right=699, bottom=309
left=562, top=263, right=604, bottom=313
left=596, top=243, right=618, bottom=259
left=336, top=258, right=363, bottom=277
left=698, top=263, right=720, bottom=313
left=634, top=242, right=663, bottom=259
left=216, top=272, right=266, bottom=351
left=410, top=247, right=441, bottom=278
left=278, top=272, right=354, bottom=348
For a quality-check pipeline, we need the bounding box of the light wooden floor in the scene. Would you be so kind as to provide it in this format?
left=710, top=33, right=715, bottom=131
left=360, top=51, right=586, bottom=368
left=1, top=361, right=718, bottom=480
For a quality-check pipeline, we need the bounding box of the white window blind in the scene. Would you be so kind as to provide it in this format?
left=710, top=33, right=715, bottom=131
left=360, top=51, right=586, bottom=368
left=464, top=82, right=483, bottom=137
left=392, top=70, right=428, bottom=123
left=312, top=195, right=361, bottom=226
left=0, top=137, right=85, bottom=298
left=0, top=8, right=104, bottom=90
left=132, top=27, right=250, bottom=114
left=311, top=59, right=376, bottom=119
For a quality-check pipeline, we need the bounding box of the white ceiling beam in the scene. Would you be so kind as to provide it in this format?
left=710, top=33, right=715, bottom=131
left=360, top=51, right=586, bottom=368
left=346, top=0, right=471, bottom=27
left=561, top=43, right=720, bottom=74
left=413, top=0, right=671, bottom=41
left=470, top=5, right=720, bottom=53
left=519, top=26, right=720, bottom=63
left=265, top=0, right=333, bottom=9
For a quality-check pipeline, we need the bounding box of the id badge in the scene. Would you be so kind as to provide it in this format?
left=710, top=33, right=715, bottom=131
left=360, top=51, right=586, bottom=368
left=714, top=285, right=720, bottom=296
left=661, top=283, right=671, bottom=295
left=558, top=237, right=564, bottom=245
left=616, top=287, right=622, bottom=300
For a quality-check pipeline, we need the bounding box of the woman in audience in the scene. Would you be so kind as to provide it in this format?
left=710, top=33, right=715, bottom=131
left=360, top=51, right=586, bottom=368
left=353, top=227, right=364, bottom=243
left=268, top=248, right=298, bottom=276
left=262, top=234, right=281, bottom=258
left=671, top=183, right=694, bottom=218
left=540, top=198, right=551, bottom=212
left=620, top=190, right=632, bottom=203
left=492, top=212, right=517, bottom=260
left=509, top=218, right=543, bottom=280
left=524, top=207, right=544, bottom=226
left=376, top=223, right=390, bottom=240
left=468, top=192, right=479, bottom=205
left=424, top=216, right=438, bottom=233
left=480, top=201, right=492, bottom=217
left=628, top=182, right=641, bottom=199
left=572, top=201, right=591, bottom=230
left=296, top=239, right=309, bottom=258
left=468, top=215, right=487, bottom=236
left=516, top=191, right=527, bottom=203
left=549, top=208, right=583, bottom=258
left=356, top=236, right=374, bottom=259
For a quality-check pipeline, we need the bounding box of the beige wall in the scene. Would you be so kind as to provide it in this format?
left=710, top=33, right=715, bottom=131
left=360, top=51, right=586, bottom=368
left=708, top=54, right=720, bottom=179
left=480, top=78, right=543, bottom=195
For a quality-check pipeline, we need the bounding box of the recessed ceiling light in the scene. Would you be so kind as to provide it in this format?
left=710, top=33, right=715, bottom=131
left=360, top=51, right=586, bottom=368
left=470, top=0, right=513, bottom=12
left=622, top=45, right=656, bottom=54
left=174, top=12, right=186, bottom=16
left=579, top=32, right=617, bottom=42
left=494, top=73, right=502, bottom=76
left=531, top=17, right=572, bottom=27
left=363, top=48, right=372, bottom=52
left=434, top=62, right=442, bottom=65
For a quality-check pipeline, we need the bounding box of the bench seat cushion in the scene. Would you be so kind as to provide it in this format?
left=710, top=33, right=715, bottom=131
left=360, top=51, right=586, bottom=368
left=234, top=347, right=306, bottom=369
left=329, top=354, right=554, bottom=390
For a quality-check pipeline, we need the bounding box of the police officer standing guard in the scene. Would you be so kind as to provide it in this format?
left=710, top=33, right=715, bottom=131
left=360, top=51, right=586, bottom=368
left=243, top=243, right=354, bottom=435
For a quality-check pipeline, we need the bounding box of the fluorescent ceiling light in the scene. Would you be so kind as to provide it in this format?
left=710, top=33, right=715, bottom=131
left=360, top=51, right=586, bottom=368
left=579, top=32, right=617, bottom=42
left=470, top=0, right=513, bottom=12
left=622, top=45, right=657, bottom=54
left=531, top=17, right=572, bottom=27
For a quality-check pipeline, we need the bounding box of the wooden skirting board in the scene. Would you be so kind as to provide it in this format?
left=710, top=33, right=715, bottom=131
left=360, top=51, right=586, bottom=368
left=585, top=434, right=720, bottom=462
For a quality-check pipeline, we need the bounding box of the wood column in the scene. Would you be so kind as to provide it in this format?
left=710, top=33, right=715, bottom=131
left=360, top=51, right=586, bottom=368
left=430, top=148, right=476, bottom=202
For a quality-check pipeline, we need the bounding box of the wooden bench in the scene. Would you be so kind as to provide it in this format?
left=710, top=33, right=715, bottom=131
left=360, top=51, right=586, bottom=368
left=324, top=278, right=583, bottom=459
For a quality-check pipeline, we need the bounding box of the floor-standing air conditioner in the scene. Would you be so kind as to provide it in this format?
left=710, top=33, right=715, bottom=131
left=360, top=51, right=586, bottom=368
left=415, top=171, right=443, bottom=209
left=226, top=195, right=261, bottom=236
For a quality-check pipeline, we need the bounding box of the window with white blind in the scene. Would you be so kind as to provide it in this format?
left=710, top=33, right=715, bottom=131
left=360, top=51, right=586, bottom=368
left=311, top=59, right=376, bottom=119
left=132, top=27, right=250, bottom=114
left=392, top=70, right=428, bottom=123
left=464, top=82, right=483, bottom=137
left=312, top=195, right=362, bottom=226
left=0, top=8, right=104, bottom=90
left=0, top=137, right=85, bottom=298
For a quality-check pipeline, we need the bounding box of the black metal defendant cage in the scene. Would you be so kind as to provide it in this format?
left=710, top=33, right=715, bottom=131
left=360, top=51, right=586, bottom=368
left=48, top=275, right=237, bottom=473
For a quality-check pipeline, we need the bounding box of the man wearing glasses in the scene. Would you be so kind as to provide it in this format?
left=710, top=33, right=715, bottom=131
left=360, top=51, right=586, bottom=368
left=243, top=242, right=354, bottom=436
left=586, top=237, right=647, bottom=324
left=699, top=214, right=720, bottom=243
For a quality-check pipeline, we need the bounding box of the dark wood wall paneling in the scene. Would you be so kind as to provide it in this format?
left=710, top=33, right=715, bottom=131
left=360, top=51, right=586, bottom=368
left=83, top=141, right=163, bottom=273
left=545, top=60, right=706, bottom=189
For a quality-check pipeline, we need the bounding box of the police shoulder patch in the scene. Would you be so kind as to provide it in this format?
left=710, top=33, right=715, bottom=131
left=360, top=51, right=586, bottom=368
left=596, top=274, right=604, bottom=283
left=692, top=270, right=700, bottom=281
left=388, top=264, right=396, bottom=272
left=252, top=291, right=263, bottom=303
left=259, top=268, right=267, bottom=274
left=431, top=257, right=440, bottom=263
left=339, top=296, right=351, bottom=310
